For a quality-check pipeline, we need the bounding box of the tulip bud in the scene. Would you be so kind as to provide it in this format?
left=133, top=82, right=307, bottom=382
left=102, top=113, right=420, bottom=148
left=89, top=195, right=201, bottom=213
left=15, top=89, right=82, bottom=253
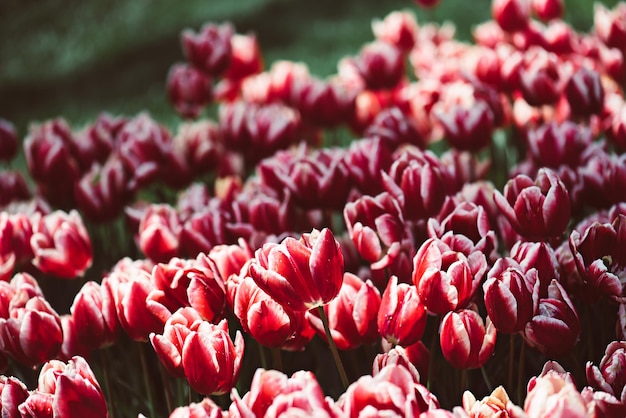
left=522, top=279, right=581, bottom=357
left=532, top=0, right=563, bottom=21
left=439, top=306, right=497, bottom=369
left=70, top=281, right=119, bottom=350
left=354, top=41, right=405, bottom=90
left=493, top=0, right=531, bottom=32
left=249, top=228, right=344, bottom=312
left=182, top=22, right=233, bottom=76
left=308, top=272, right=381, bottom=350
left=167, top=63, right=213, bottom=119
left=182, top=319, right=244, bottom=395
left=371, top=11, right=419, bottom=52
left=138, top=204, right=181, bottom=263
left=565, top=67, right=604, bottom=118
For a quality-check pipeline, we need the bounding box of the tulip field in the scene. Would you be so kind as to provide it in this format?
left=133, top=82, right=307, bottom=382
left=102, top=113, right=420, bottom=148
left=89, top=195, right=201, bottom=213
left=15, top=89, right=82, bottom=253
left=2, top=0, right=626, bottom=416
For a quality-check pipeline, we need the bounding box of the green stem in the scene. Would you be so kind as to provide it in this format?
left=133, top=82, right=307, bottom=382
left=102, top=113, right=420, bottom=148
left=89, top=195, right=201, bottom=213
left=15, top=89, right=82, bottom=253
left=272, top=347, right=283, bottom=372
left=158, top=363, right=174, bottom=414
left=427, top=316, right=439, bottom=390
left=138, top=343, right=156, bottom=417
left=481, top=366, right=493, bottom=393
left=257, top=342, right=268, bottom=370
left=517, top=341, right=526, bottom=405
left=317, top=306, right=349, bottom=389
left=100, top=349, right=116, bottom=418
left=508, top=333, right=515, bottom=393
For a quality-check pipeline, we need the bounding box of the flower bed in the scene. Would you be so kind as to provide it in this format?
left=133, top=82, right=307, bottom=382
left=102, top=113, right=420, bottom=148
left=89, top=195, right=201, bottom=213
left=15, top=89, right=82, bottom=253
left=1, top=0, right=626, bottom=416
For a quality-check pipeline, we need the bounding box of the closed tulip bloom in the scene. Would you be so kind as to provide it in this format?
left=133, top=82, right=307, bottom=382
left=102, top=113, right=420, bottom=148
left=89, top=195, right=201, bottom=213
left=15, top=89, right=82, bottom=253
left=0, top=296, right=63, bottom=367
left=182, top=22, right=233, bottom=76
left=518, top=48, right=562, bottom=107
left=494, top=168, right=570, bottom=241
left=0, top=170, right=31, bottom=207
left=138, top=204, right=181, bottom=263
left=373, top=344, right=424, bottom=383
left=291, top=77, right=356, bottom=128
left=249, top=228, right=344, bottom=312
left=354, top=41, right=405, bottom=90
left=182, top=318, right=244, bottom=395
left=0, top=376, right=29, bottom=417
left=372, top=11, right=419, bottom=52
left=439, top=306, right=497, bottom=370
left=493, top=0, right=531, bottom=32
left=35, top=356, right=108, bottom=418
left=522, top=279, right=581, bottom=357
left=435, top=100, right=495, bottom=152
left=532, top=0, right=563, bottom=21
left=308, top=272, right=381, bottom=350
left=0, top=119, right=18, bottom=162
left=167, top=63, right=213, bottom=119
left=30, top=210, right=92, bottom=279
left=344, top=138, right=393, bottom=196
left=565, top=67, right=604, bottom=118
left=377, top=276, right=426, bottom=347
left=413, top=238, right=486, bottom=314
left=208, top=239, right=253, bottom=282
left=483, top=263, right=538, bottom=334
left=70, top=281, right=119, bottom=350
left=595, top=3, right=626, bottom=51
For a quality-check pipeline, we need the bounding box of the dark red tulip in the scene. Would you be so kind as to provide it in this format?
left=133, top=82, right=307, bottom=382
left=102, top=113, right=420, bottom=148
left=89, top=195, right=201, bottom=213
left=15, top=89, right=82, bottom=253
left=138, top=204, right=181, bottom=263
left=0, top=375, right=29, bottom=417
left=354, top=41, right=405, bottom=90
left=182, top=22, right=233, bottom=76
left=585, top=341, right=626, bottom=417
left=0, top=119, right=18, bottom=162
left=493, top=0, right=531, bottom=32
left=377, top=276, right=426, bottom=347
left=532, top=0, right=563, bottom=21
left=344, top=138, right=393, bottom=196
left=565, top=67, right=605, bottom=117
left=70, top=281, right=119, bottom=350
left=595, top=3, right=626, bottom=51
left=372, top=11, right=419, bottom=52
left=167, top=63, right=213, bottom=119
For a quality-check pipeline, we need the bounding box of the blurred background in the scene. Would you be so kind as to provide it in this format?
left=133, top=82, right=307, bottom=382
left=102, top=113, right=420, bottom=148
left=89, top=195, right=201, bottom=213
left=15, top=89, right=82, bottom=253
left=0, top=0, right=617, bottom=137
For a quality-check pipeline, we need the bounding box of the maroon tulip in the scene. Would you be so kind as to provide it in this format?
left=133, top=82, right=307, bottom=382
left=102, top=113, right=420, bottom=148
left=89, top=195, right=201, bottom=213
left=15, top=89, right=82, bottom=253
left=494, top=168, right=571, bottom=240
left=493, top=0, right=531, bottom=32
left=70, top=113, right=124, bottom=170
left=0, top=296, right=63, bottom=367
left=169, top=397, right=224, bottom=418
left=578, top=152, right=626, bottom=209
left=522, top=279, right=581, bottom=357
left=483, top=261, right=538, bottom=334
left=371, top=11, right=419, bottom=52
left=59, top=314, right=91, bottom=361
left=138, top=204, right=181, bottom=263
left=249, top=228, right=344, bottom=312
left=34, top=356, right=108, bottom=418
left=179, top=207, right=232, bottom=258
left=511, top=240, right=560, bottom=297
left=182, top=318, right=244, bottom=395
left=258, top=145, right=350, bottom=211
left=339, top=364, right=440, bottom=416
left=565, top=67, right=604, bottom=118
left=308, top=272, right=381, bottom=350
left=569, top=213, right=626, bottom=302
left=413, top=238, right=487, bottom=315
left=223, top=33, right=263, bottom=82
left=354, top=41, right=405, bottom=90
left=525, top=121, right=594, bottom=170
left=150, top=307, right=203, bottom=378
left=532, top=0, right=563, bottom=21
left=70, top=281, right=119, bottom=350
left=518, top=49, right=563, bottom=107
left=75, top=157, right=131, bottom=223
left=382, top=149, right=448, bottom=221
left=344, top=138, right=393, bottom=196
left=0, top=170, right=31, bottom=207
left=0, top=119, right=18, bottom=162
left=290, top=77, right=356, bottom=128
left=439, top=306, right=497, bottom=370
left=0, top=375, right=29, bottom=417
left=182, top=22, right=233, bottom=76
left=230, top=369, right=341, bottom=418
left=365, top=107, right=426, bottom=151
left=584, top=341, right=626, bottom=417
left=30, top=210, right=93, bottom=279
left=377, top=276, right=426, bottom=347
left=228, top=270, right=302, bottom=349
left=173, top=121, right=222, bottom=178
left=414, top=0, right=440, bottom=8
left=435, top=99, right=495, bottom=152
left=167, top=63, right=213, bottom=119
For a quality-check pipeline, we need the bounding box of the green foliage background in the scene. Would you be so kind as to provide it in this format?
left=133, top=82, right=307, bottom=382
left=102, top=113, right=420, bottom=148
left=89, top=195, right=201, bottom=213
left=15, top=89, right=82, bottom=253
left=0, top=0, right=614, bottom=136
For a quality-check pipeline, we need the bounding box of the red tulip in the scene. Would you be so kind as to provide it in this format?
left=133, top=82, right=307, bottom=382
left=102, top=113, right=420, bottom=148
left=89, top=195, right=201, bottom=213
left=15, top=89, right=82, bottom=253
left=585, top=341, right=626, bottom=417
left=290, top=77, right=356, bottom=128
left=249, top=228, right=344, bottom=312
left=223, top=33, right=263, bottom=82
left=0, top=376, right=29, bottom=417
left=413, top=238, right=486, bottom=315
left=182, top=318, right=244, bottom=395
left=374, top=344, right=424, bottom=383
left=35, top=356, right=108, bottom=418
left=182, top=22, right=233, bottom=76
left=0, top=296, right=63, bottom=367
left=230, top=369, right=341, bottom=418
left=308, top=272, right=381, bottom=350
left=70, top=281, right=119, bottom=350
left=173, top=121, right=223, bottom=178
left=435, top=100, right=495, bottom=152
left=167, top=63, right=213, bottom=119
left=377, top=276, right=426, bottom=347
left=344, top=138, right=393, bottom=196
left=0, top=170, right=31, bottom=207
left=138, top=204, right=181, bottom=263
left=522, top=279, right=580, bottom=357
left=565, top=67, right=604, bottom=118
left=493, top=0, right=531, bottom=32
left=0, top=119, right=18, bottom=162
left=518, top=49, right=563, bottom=107
left=354, top=41, right=405, bottom=90
left=372, top=11, right=419, bottom=52
left=532, top=0, right=563, bottom=21
left=439, top=306, right=497, bottom=369
left=594, top=3, right=626, bottom=51
left=70, top=112, right=123, bottom=169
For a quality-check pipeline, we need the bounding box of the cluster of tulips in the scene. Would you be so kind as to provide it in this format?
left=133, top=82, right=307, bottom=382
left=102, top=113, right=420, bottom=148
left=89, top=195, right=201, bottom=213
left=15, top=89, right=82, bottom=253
left=2, top=0, right=626, bottom=416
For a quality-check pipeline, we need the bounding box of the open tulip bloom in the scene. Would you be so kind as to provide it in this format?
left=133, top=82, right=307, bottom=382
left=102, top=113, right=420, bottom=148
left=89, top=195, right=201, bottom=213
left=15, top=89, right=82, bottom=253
left=4, top=0, right=626, bottom=416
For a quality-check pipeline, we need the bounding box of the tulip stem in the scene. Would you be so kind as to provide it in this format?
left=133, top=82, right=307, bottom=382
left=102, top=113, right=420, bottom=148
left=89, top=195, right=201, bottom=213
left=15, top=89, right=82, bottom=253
left=138, top=343, right=156, bottom=418
left=481, top=366, right=493, bottom=392
left=427, top=315, right=440, bottom=390
left=257, top=342, right=268, bottom=370
left=460, top=368, right=467, bottom=392
left=508, top=334, right=515, bottom=393
left=158, top=363, right=174, bottom=413
left=272, top=347, right=283, bottom=371
left=517, top=341, right=526, bottom=405
left=99, top=349, right=116, bottom=418
left=317, top=305, right=349, bottom=389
